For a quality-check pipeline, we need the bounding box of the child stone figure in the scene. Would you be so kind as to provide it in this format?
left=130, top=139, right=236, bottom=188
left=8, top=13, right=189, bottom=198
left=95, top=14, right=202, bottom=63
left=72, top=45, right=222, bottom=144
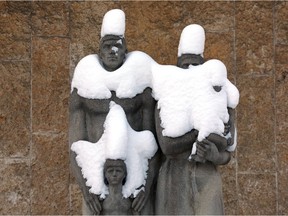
left=101, top=159, right=139, bottom=215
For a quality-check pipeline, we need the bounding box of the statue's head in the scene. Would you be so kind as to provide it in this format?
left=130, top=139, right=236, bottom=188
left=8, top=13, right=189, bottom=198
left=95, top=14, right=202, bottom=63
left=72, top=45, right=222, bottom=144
left=99, top=9, right=127, bottom=71
left=99, top=35, right=127, bottom=71
left=104, top=159, right=127, bottom=186
left=177, top=24, right=205, bottom=68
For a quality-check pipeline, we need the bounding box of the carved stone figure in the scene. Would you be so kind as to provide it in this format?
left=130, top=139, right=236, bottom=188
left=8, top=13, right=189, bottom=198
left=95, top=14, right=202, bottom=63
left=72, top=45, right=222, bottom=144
left=154, top=24, right=239, bottom=215
left=101, top=159, right=135, bottom=215
left=69, top=9, right=159, bottom=215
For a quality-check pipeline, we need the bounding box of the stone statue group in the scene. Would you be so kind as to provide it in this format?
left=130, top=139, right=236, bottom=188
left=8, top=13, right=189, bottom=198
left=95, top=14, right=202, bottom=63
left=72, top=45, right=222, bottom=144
left=69, top=9, right=239, bottom=215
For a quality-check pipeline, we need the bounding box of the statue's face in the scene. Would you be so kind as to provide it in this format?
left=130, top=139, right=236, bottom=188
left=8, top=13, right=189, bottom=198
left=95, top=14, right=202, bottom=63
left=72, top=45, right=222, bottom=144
left=177, top=54, right=204, bottom=69
left=104, top=159, right=126, bottom=185
left=99, top=35, right=127, bottom=71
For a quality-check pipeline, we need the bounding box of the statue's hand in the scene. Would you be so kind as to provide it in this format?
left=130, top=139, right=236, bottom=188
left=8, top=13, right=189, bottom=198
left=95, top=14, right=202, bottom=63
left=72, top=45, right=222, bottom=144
left=132, top=190, right=146, bottom=213
left=196, top=139, right=220, bottom=164
left=83, top=188, right=102, bottom=215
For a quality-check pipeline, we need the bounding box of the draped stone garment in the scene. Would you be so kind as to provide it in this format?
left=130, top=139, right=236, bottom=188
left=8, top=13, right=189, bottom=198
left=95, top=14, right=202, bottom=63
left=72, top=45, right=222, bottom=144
left=155, top=151, right=224, bottom=215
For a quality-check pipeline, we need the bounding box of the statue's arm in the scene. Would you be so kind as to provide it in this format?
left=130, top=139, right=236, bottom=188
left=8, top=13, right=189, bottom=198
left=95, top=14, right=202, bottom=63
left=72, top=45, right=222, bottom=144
left=132, top=88, right=161, bottom=213
left=227, top=107, right=236, bottom=146
left=155, top=107, right=198, bottom=156
left=69, top=89, right=102, bottom=214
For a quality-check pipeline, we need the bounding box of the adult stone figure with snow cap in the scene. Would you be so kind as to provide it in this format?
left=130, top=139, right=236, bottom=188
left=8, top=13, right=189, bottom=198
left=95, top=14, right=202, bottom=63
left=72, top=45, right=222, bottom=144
left=153, top=24, right=239, bottom=215
left=69, top=9, right=160, bottom=215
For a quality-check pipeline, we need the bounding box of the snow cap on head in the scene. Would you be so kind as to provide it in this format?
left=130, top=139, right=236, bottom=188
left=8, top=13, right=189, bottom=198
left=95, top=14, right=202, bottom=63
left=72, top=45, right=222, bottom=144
left=101, top=9, right=125, bottom=38
left=178, top=24, right=205, bottom=57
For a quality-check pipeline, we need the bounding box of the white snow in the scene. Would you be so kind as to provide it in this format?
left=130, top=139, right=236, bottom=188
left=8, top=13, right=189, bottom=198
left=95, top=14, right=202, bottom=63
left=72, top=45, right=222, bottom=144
left=178, top=24, right=205, bottom=57
left=71, top=102, right=158, bottom=199
left=101, top=9, right=125, bottom=38
left=152, top=59, right=239, bottom=144
left=71, top=51, right=155, bottom=99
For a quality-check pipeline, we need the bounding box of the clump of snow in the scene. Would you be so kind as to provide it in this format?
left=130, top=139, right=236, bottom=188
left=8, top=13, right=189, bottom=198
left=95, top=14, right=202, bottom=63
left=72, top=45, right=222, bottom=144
left=71, top=102, right=158, bottom=199
left=152, top=59, right=239, bottom=145
left=101, top=9, right=125, bottom=38
left=71, top=51, right=155, bottom=99
left=178, top=24, right=205, bottom=57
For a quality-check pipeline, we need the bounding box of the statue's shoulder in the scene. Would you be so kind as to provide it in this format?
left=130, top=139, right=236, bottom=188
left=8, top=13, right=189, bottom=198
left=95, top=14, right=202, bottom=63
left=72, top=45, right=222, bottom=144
left=125, top=51, right=155, bottom=65
left=75, top=54, right=101, bottom=71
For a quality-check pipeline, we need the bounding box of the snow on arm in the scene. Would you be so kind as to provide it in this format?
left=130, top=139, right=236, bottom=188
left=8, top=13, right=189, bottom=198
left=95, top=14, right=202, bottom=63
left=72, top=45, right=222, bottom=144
left=71, top=51, right=155, bottom=99
left=71, top=102, right=158, bottom=199
left=152, top=59, right=239, bottom=143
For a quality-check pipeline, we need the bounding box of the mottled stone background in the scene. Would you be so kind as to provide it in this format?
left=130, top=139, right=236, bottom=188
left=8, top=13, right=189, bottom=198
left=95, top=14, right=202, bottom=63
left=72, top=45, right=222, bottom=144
left=0, top=1, right=287, bottom=215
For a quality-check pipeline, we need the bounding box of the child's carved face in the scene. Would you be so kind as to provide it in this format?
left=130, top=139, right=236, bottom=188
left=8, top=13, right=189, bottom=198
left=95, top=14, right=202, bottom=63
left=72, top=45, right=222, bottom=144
left=104, top=159, right=127, bottom=186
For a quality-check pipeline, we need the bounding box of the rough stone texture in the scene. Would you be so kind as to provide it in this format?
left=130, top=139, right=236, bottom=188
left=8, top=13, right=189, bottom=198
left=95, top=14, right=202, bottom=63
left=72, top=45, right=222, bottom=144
left=238, top=174, right=277, bottom=215
left=0, top=2, right=31, bottom=61
left=70, top=183, right=83, bottom=215
left=237, top=76, right=276, bottom=172
left=275, top=2, right=288, bottom=45
left=0, top=159, right=30, bottom=214
left=31, top=133, right=69, bottom=215
left=275, top=45, right=288, bottom=144
left=236, top=1, right=274, bottom=75
left=32, top=37, right=70, bottom=133
left=31, top=1, right=69, bottom=37
left=1, top=1, right=287, bottom=215
left=0, top=62, right=30, bottom=158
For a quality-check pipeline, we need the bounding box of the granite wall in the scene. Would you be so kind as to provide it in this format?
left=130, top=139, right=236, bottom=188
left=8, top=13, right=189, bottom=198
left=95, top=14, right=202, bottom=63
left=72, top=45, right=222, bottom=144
left=0, top=1, right=287, bottom=215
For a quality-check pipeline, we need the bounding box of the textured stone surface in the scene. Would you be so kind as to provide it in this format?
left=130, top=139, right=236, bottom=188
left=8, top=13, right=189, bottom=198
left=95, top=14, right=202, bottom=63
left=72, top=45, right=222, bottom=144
left=0, top=62, right=30, bottom=158
left=237, top=75, right=276, bottom=172
left=275, top=45, right=288, bottom=144
left=70, top=183, right=82, bottom=215
left=32, top=37, right=70, bottom=133
left=0, top=159, right=30, bottom=214
left=278, top=170, right=288, bottom=214
left=236, top=2, right=274, bottom=75
left=275, top=2, right=288, bottom=44
left=31, top=2, right=69, bottom=36
left=31, top=133, right=69, bottom=215
left=0, top=2, right=31, bottom=60
left=238, top=174, right=276, bottom=215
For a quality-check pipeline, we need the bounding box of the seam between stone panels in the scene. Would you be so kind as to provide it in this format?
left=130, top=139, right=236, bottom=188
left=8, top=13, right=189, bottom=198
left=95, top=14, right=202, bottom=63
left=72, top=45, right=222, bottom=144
left=272, top=2, right=279, bottom=214
left=68, top=1, right=72, bottom=214
left=233, top=0, right=239, bottom=212
left=29, top=1, right=33, bottom=214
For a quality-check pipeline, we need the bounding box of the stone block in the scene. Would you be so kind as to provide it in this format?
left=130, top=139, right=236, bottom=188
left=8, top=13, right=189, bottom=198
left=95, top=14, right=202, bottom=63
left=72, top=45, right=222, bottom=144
left=238, top=173, right=276, bottom=215
left=275, top=2, right=288, bottom=44
left=0, top=2, right=31, bottom=61
left=278, top=170, right=288, bottom=214
left=70, top=183, right=83, bottom=215
left=31, top=133, right=69, bottom=215
left=0, top=62, right=30, bottom=158
left=31, top=1, right=69, bottom=36
left=32, top=37, right=70, bottom=133
left=237, top=75, right=276, bottom=172
left=0, top=159, right=30, bottom=214
left=275, top=45, right=288, bottom=144
left=236, top=2, right=274, bottom=75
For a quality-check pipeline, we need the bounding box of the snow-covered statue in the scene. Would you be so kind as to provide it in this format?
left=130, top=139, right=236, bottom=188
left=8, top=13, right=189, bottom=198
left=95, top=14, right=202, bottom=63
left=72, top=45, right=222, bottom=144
left=71, top=102, right=158, bottom=215
left=69, top=9, right=160, bottom=215
left=153, top=24, right=239, bottom=215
